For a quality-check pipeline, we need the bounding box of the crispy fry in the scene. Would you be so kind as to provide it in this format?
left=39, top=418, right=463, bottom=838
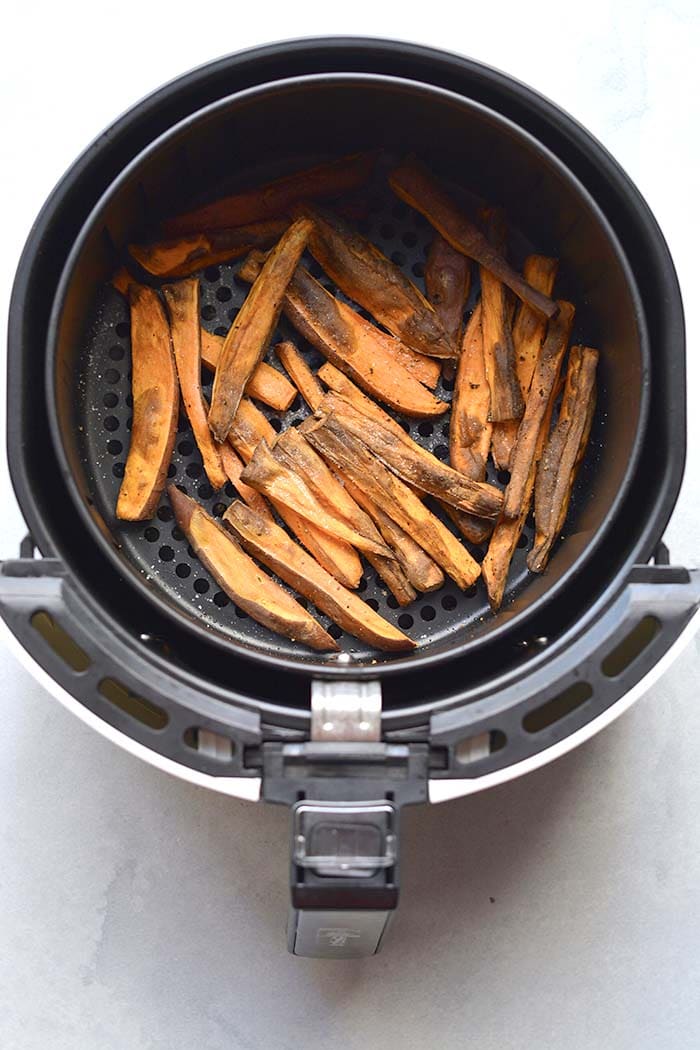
left=272, top=427, right=416, bottom=606
left=162, top=279, right=226, bottom=490
left=346, top=481, right=444, bottom=593
left=200, top=330, right=296, bottom=412
left=491, top=254, right=559, bottom=470
left=238, top=251, right=447, bottom=416
left=209, top=218, right=312, bottom=441
left=304, top=414, right=480, bottom=589
left=117, top=286, right=178, bottom=520
left=388, top=158, right=558, bottom=320
left=321, top=393, right=503, bottom=518
left=227, top=399, right=362, bottom=589
left=275, top=341, right=324, bottom=411
left=450, top=304, right=489, bottom=477
left=298, top=203, right=456, bottom=358
left=129, top=220, right=288, bottom=278
left=479, top=207, right=523, bottom=424
left=162, top=152, right=378, bottom=236
left=504, top=301, right=575, bottom=518
left=240, top=439, right=391, bottom=557
left=168, top=486, right=336, bottom=651
left=219, top=443, right=274, bottom=523
left=528, top=346, right=598, bottom=572
left=425, top=234, right=471, bottom=348
left=223, top=501, right=415, bottom=651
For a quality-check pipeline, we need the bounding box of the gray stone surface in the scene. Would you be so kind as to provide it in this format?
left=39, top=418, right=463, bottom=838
left=1, top=5, right=699, bottom=1048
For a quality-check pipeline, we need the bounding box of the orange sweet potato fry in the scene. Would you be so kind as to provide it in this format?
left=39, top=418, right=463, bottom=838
left=238, top=251, right=447, bottom=417
left=116, top=286, right=179, bottom=521
left=479, top=207, right=523, bottom=424
left=240, top=439, right=391, bottom=557
left=111, top=267, right=132, bottom=296
left=275, top=341, right=324, bottom=411
left=304, top=414, right=481, bottom=590
left=200, top=330, right=296, bottom=412
left=168, top=486, right=336, bottom=651
left=208, top=218, right=312, bottom=442
left=162, top=279, right=227, bottom=490
left=223, top=501, right=415, bottom=651
left=162, top=152, right=378, bottom=236
left=298, top=203, right=456, bottom=358
left=504, top=301, right=576, bottom=519
left=219, top=443, right=274, bottom=524
left=491, top=254, right=559, bottom=470
left=388, top=158, right=558, bottom=319
left=129, top=220, right=288, bottom=278
left=425, top=234, right=471, bottom=348
left=227, top=399, right=362, bottom=589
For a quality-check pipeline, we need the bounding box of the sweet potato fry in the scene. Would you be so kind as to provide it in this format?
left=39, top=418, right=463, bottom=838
left=238, top=252, right=446, bottom=416
left=388, top=158, right=558, bottom=320
left=450, top=304, right=489, bottom=478
left=223, top=501, right=415, bottom=651
left=111, top=267, right=132, bottom=296
left=346, top=481, right=444, bottom=593
left=504, top=301, right=575, bottom=518
left=116, top=286, right=179, bottom=521
left=322, top=394, right=503, bottom=519
left=162, top=279, right=226, bottom=490
left=168, top=486, right=336, bottom=651
left=479, top=207, right=523, bottom=424
left=491, top=254, right=559, bottom=470
left=208, top=218, right=312, bottom=442
left=240, top=439, right=391, bottom=558
left=200, top=330, right=296, bottom=412
left=304, top=415, right=480, bottom=589
left=129, top=220, right=288, bottom=278
left=272, top=428, right=415, bottom=606
left=297, top=203, right=456, bottom=358
left=162, top=152, right=378, bottom=236
left=528, top=346, right=598, bottom=572
left=425, top=234, right=471, bottom=348
left=219, top=443, right=274, bottom=524
left=227, top=399, right=362, bottom=589
left=275, top=341, right=324, bottom=411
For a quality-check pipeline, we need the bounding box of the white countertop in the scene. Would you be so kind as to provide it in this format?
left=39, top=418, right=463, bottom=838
left=1, top=4, right=699, bottom=1048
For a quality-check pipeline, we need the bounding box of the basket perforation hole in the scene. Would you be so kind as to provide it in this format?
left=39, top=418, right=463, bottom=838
left=171, top=526, right=184, bottom=541
left=31, top=611, right=91, bottom=673
left=112, top=462, right=125, bottom=478
left=194, top=578, right=209, bottom=594
left=412, top=261, right=425, bottom=278
left=420, top=605, right=436, bottom=622
left=115, top=322, right=129, bottom=338
left=201, top=305, right=216, bottom=321
left=157, top=505, right=173, bottom=522
left=105, top=368, right=120, bottom=384
left=366, top=598, right=379, bottom=612
left=108, top=344, right=125, bottom=361
left=144, top=527, right=159, bottom=542
left=186, top=463, right=203, bottom=479
left=106, top=439, right=122, bottom=455
left=104, top=416, right=119, bottom=432
left=601, top=616, right=660, bottom=678
left=234, top=605, right=248, bottom=618
left=103, top=392, right=118, bottom=408
left=159, top=545, right=174, bottom=562
left=398, top=613, right=414, bottom=630
left=204, top=266, right=220, bottom=282
left=166, top=463, right=176, bottom=477
left=328, top=624, right=343, bottom=640
left=216, top=286, right=232, bottom=302
left=441, top=594, right=457, bottom=611
left=523, top=682, right=593, bottom=733
left=212, top=502, right=226, bottom=518
left=391, top=250, right=406, bottom=267
left=213, top=591, right=230, bottom=607
left=198, top=483, right=213, bottom=500
left=175, top=563, right=191, bottom=579
left=214, top=325, right=228, bottom=337
left=418, top=421, right=434, bottom=438
left=434, top=444, right=449, bottom=461
left=178, top=439, right=194, bottom=456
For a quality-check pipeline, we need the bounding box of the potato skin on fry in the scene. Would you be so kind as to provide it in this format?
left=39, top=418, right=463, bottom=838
left=223, top=501, right=415, bottom=651
left=117, top=285, right=179, bottom=521
left=168, top=486, right=337, bottom=652
left=425, top=234, right=471, bottom=348
left=129, top=221, right=288, bottom=278
left=208, top=218, right=312, bottom=442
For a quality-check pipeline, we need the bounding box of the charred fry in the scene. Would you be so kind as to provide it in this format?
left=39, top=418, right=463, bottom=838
left=275, top=341, right=324, bottom=411
left=491, top=254, right=559, bottom=470
left=321, top=393, right=503, bottom=519
left=388, top=158, right=558, bottom=320
left=273, top=427, right=416, bottom=606
left=200, top=329, right=296, bottom=412
left=162, top=279, right=226, bottom=490
left=479, top=207, right=523, bottom=424
left=223, top=501, right=415, bottom=650
left=304, top=414, right=480, bottom=589
left=504, top=301, right=575, bottom=518
left=240, top=439, right=392, bottom=557
left=425, top=234, right=471, bottom=348
left=238, top=251, right=446, bottom=416
left=168, top=486, right=336, bottom=651
left=129, top=221, right=288, bottom=278
left=297, top=203, right=456, bottom=358
left=227, top=398, right=362, bottom=589
left=208, top=218, right=311, bottom=441
left=528, top=346, right=598, bottom=572
left=117, top=286, right=179, bottom=520
left=162, top=152, right=378, bottom=236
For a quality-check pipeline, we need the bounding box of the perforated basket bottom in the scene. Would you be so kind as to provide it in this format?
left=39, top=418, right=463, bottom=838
left=76, top=186, right=594, bottom=666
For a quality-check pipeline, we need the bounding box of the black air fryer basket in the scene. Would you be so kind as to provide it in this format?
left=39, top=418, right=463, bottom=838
left=3, top=39, right=698, bottom=958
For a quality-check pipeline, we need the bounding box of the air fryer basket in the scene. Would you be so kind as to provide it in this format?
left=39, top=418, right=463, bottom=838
left=2, top=41, right=697, bottom=957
